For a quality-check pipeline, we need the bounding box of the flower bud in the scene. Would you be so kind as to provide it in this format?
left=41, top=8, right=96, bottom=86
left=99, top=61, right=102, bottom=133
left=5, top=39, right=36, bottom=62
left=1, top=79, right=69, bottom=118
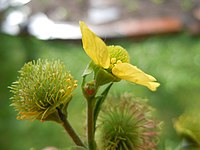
left=83, top=81, right=96, bottom=99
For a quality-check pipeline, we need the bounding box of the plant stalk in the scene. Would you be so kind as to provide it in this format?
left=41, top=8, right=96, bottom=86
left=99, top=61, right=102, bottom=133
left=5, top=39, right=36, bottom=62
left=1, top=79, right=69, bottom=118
left=57, top=108, right=86, bottom=148
left=87, top=99, right=96, bottom=150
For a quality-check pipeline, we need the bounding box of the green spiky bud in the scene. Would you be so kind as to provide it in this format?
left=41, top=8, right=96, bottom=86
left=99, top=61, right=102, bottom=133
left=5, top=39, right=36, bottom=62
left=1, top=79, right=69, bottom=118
left=96, top=94, right=161, bottom=150
left=9, top=59, right=77, bottom=122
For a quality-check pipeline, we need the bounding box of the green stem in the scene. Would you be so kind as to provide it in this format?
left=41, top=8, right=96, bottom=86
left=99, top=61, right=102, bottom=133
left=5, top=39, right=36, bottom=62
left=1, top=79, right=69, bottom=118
left=87, top=99, right=96, bottom=150
left=57, top=108, right=86, bottom=148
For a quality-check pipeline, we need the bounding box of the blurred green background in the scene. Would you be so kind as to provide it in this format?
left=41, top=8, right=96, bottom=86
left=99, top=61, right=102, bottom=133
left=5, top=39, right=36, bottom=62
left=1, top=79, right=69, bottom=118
left=1, top=32, right=200, bottom=150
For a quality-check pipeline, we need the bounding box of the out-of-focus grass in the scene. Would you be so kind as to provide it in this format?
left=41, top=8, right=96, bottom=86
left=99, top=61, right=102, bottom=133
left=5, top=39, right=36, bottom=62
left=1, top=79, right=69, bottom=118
left=1, top=33, right=200, bottom=149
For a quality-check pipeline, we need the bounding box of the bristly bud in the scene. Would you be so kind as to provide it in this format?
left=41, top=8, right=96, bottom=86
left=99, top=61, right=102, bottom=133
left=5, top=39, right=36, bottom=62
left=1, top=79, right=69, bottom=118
left=96, top=93, right=161, bottom=150
left=9, top=59, right=77, bottom=122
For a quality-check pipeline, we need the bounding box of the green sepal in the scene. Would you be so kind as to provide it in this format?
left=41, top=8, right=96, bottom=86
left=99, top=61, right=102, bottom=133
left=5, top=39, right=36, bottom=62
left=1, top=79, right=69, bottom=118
left=41, top=110, right=62, bottom=123
left=82, top=61, right=120, bottom=87
left=60, top=96, right=72, bottom=117
left=93, top=83, right=113, bottom=130
left=40, top=98, right=71, bottom=123
left=92, top=63, right=120, bottom=86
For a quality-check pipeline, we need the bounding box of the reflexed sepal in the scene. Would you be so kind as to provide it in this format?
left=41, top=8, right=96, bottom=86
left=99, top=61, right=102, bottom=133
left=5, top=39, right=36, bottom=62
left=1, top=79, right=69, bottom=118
left=82, top=61, right=119, bottom=91
left=94, top=66, right=120, bottom=86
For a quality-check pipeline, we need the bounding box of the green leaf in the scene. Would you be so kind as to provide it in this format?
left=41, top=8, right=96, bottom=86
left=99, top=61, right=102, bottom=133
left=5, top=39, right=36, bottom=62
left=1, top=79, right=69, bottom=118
left=93, top=83, right=113, bottom=130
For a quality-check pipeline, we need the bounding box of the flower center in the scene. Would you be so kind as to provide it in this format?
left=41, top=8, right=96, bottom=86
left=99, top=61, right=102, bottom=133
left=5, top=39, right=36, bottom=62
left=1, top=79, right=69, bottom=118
left=107, top=45, right=130, bottom=69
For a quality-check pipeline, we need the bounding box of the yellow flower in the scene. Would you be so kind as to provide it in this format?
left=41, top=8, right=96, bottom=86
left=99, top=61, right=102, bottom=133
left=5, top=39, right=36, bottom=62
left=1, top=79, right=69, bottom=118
left=80, top=21, right=160, bottom=91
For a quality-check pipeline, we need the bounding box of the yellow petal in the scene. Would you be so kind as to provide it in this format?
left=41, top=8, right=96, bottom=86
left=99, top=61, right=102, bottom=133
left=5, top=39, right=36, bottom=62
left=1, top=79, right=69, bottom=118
left=79, top=21, right=110, bottom=69
left=112, top=63, right=160, bottom=91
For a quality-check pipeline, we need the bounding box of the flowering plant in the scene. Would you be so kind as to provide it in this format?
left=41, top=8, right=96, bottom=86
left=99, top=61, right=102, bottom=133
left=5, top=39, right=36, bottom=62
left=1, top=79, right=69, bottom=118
left=9, top=21, right=161, bottom=150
